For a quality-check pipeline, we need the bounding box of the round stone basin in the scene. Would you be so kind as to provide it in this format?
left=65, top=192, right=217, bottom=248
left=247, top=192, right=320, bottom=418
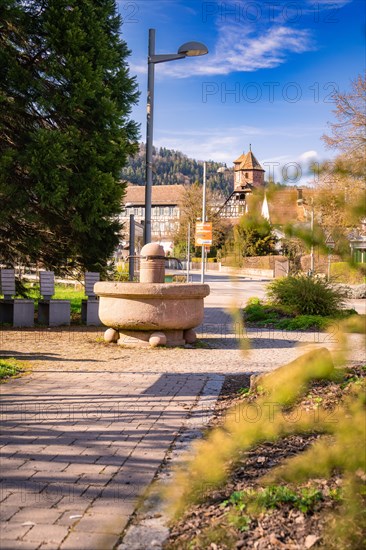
left=94, top=282, right=210, bottom=331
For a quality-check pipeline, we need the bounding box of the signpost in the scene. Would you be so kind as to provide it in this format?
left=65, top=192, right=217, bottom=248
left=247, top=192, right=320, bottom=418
left=197, top=161, right=212, bottom=283
left=195, top=222, right=212, bottom=246
left=195, top=221, right=212, bottom=283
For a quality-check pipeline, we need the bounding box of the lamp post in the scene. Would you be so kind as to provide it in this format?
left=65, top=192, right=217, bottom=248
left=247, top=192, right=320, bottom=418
left=200, top=163, right=230, bottom=283
left=201, top=161, right=207, bottom=283
left=144, top=29, right=208, bottom=244
left=310, top=198, right=314, bottom=273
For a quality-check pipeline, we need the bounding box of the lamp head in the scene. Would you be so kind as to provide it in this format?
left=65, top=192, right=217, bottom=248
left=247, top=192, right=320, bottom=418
left=178, top=41, right=208, bottom=57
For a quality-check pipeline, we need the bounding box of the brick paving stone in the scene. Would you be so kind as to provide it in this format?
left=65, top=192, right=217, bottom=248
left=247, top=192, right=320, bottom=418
left=0, top=457, right=28, bottom=469
left=0, top=504, right=20, bottom=521
left=52, top=496, right=90, bottom=513
left=86, top=499, right=137, bottom=517
left=1, top=485, right=48, bottom=508
left=10, top=508, right=63, bottom=524
left=22, top=523, right=69, bottom=544
left=58, top=530, right=120, bottom=550
left=0, top=541, right=38, bottom=550
left=73, top=513, right=126, bottom=535
left=0, top=522, right=33, bottom=539
left=17, top=461, right=68, bottom=472
left=54, top=510, right=84, bottom=526
left=61, top=463, right=105, bottom=476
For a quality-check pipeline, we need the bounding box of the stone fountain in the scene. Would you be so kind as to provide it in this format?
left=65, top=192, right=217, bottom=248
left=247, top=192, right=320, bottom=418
left=94, top=243, right=210, bottom=347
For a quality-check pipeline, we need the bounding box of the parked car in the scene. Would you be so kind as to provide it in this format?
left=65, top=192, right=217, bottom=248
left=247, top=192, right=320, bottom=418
left=164, top=257, right=185, bottom=282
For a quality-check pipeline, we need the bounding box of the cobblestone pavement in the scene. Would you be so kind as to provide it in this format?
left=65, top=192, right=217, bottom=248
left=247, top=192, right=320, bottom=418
left=1, top=274, right=364, bottom=549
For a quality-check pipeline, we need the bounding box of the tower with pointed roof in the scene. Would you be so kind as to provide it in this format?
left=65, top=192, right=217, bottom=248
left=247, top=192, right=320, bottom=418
left=234, top=145, right=265, bottom=191
left=218, top=146, right=266, bottom=219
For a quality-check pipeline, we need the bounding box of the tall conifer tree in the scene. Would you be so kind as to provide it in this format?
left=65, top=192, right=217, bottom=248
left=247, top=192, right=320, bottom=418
left=0, top=0, right=139, bottom=274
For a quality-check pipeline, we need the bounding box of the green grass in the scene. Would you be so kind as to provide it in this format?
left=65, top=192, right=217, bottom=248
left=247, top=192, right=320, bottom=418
left=53, top=286, right=84, bottom=315
left=219, top=484, right=327, bottom=533
left=0, top=358, right=25, bottom=381
left=5, top=284, right=85, bottom=316
left=330, top=262, right=366, bottom=284
left=0, top=284, right=85, bottom=324
left=222, top=485, right=325, bottom=515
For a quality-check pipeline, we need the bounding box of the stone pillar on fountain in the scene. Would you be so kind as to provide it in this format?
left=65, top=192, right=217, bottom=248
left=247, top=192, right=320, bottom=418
left=139, top=243, right=165, bottom=283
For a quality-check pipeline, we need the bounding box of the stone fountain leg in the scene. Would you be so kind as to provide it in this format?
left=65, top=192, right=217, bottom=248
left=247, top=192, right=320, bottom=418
left=116, top=329, right=185, bottom=348
left=97, top=242, right=208, bottom=348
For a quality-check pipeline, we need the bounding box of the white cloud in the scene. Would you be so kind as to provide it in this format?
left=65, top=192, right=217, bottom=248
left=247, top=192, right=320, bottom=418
left=298, top=150, right=319, bottom=162
left=130, top=0, right=316, bottom=79
left=263, top=150, right=322, bottom=186
left=127, top=0, right=353, bottom=79
left=153, top=126, right=323, bottom=166
left=129, top=63, right=147, bottom=76
left=146, top=23, right=315, bottom=78
left=309, top=0, right=352, bottom=6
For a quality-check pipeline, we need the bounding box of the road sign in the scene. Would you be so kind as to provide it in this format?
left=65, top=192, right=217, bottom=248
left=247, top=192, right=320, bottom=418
left=195, top=222, right=212, bottom=246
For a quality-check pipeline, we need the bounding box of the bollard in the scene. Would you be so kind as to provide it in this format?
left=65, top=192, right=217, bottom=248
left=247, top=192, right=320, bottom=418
left=139, top=243, right=165, bottom=283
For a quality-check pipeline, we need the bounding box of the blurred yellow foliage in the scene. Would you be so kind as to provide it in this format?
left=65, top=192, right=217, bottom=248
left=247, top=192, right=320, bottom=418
left=164, top=321, right=366, bottom=549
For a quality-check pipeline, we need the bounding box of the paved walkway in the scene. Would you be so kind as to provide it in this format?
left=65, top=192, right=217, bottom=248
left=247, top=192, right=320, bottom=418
left=1, top=275, right=364, bottom=549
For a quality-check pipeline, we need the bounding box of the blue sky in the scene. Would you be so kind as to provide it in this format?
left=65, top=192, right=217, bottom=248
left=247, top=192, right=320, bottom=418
left=118, top=0, right=365, bottom=184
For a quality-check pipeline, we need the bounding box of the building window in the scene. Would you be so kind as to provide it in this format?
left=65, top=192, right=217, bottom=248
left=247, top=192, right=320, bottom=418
left=245, top=172, right=249, bottom=178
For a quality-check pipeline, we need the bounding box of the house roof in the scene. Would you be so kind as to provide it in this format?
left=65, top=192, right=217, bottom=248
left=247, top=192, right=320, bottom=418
left=239, top=151, right=265, bottom=171
left=247, top=188, right=317, bottom=225
left=234, top=153, right=246, bottom=164
left=233, top=150, right=265, bottom=171
left=124, top=184, right=185, bottom=206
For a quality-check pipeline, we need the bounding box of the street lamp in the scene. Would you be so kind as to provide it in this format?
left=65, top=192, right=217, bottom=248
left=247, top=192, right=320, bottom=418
left=144, top=29, right=208, bottom=244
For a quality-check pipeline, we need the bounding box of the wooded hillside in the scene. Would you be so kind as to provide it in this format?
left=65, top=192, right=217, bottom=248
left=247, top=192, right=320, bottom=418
left=121, top=143, right=234, bottom=195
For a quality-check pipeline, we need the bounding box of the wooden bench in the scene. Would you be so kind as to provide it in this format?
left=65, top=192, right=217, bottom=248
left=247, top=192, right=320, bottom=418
left=81, top=272, right=102, bottom=326
left=0, top=269, right=34, bottom=327
left=38, top=271, right=70, bottom=326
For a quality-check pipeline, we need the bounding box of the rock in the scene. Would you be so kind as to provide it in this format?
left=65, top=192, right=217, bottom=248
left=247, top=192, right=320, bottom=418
left=295, top=513, right=305, bottom=524
left=269, top=533, right=285, bottom=547
left=305, top=534, right=320, bottom=548
left=104, top=328, right=119, bottom=343
left=352, top=284, right=366, bottom=299
left=149, top=332, right=167, bottom=347
left=184, top=329, right=197, bottom=344
left=117, top=520, right=170, bottom=550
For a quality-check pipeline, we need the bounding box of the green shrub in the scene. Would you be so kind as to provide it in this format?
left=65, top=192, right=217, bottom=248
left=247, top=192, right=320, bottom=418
left=243, top=302, right=270, bottom=322
left=246, top=296, right=261, bottom=306
left=243, top=298, right=357, bottom=330
left=267, top=275, right=349, bottom=316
